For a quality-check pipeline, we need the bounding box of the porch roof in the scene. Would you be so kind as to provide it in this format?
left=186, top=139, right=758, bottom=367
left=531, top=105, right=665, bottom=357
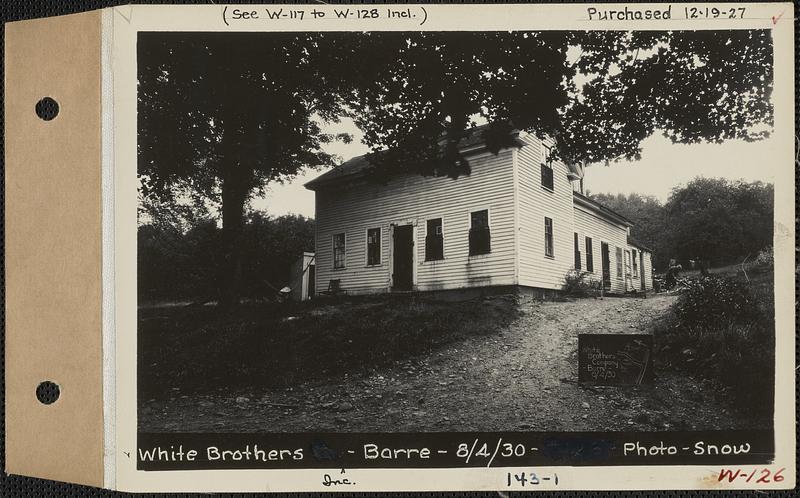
left=572, top=191, right=634, bottom=227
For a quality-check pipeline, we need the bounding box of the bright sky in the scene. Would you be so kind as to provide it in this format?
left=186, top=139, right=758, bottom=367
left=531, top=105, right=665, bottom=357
left=251, top=119, right=778, bottom=218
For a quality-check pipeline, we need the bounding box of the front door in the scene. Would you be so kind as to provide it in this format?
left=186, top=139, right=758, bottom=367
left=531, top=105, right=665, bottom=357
left=307, top=264, right=315, bottom=299
left=600, top=242, right=611, bottom=290
left=640, top=252, right=646, bottom=291
left=392, top=225, right=414, bottom=291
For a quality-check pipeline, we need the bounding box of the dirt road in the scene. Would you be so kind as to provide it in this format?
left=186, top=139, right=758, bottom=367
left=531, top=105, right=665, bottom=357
left=139, top=294, right=762, bottom=433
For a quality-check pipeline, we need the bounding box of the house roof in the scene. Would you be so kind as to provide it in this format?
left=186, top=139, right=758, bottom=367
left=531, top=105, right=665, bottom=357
left=627, top=234, right=652, bottom=252
left=304, top=154, right=374, bottom=189
left=573, top=191, right=634, bottom=227
left=305, top=123, right=522, bottom=190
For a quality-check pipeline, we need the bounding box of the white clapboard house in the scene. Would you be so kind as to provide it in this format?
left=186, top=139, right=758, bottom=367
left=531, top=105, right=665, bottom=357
left=305, top=126, right=653, bottom=297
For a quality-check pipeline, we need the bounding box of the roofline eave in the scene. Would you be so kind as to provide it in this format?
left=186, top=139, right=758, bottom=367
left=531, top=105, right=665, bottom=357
left=573, top=192, right=635, bottom=228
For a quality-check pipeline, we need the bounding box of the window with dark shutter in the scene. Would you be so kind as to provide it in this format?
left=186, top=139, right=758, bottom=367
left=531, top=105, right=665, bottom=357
left=425, top=218, right=444, bottom=261
left=541, top=144, right=554, bottom=191
left=544, top=217, right=554, bottom=257
left=469, top=210, right=491, bottom=256
left=367, top=228, right=381, bottom=265
left=585, top=236, right=594, bottom=272
left=333, top=233, right=346, bottom=269
left=574, top=232, right=581, bottom=270
left=632, top=249, right=638, bottom=277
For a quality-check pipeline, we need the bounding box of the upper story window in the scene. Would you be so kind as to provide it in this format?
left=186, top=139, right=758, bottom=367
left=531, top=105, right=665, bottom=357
left=469, top=209, right=491, bottom=256
left=366, top=227, right=381, bottom=266
left=585, top=236, right=594, bottom=273
left=573, top=232, right=581, bottom=270
left=544, top=217, right=554, bottom=257
left=541, top=144, right=554, bottom=191
left=425, top=218, right=444, bottom=261
left=333, top=233, right=346, bottom=269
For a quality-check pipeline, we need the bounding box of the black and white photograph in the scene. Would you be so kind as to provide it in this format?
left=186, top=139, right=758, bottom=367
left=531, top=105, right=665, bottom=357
left=135, top=25, right=778, bottom=443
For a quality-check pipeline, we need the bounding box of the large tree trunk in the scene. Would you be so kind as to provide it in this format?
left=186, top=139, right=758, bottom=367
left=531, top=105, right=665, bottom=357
left=218, top=161, right=249, bottom=311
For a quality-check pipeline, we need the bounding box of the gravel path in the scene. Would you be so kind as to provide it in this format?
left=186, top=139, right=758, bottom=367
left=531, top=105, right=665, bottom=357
left=139, top=294, right=763, bottom=433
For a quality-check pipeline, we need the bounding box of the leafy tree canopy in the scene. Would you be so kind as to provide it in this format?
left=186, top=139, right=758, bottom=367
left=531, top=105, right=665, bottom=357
left=591, top=178, right=773, bottom=271
left=663, top=177, right=773, bottom=266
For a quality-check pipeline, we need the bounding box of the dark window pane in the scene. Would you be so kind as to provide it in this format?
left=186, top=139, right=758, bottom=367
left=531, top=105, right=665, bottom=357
left=469, top=227, right=491, bottom=256
left=367, top=228, right=381, bottom=265
left=470, top=210, right=489, bottom=229
left=425, top=218, right=444, bottom=261
left=544, top=217, right=554, bottom=257
left=585, top=237, right=594, bottom=273
left=574, top=232, right=581, bottom=270
left=333, top=233, right=346, bottom=269
left=540, top=162, right=554, bottom=190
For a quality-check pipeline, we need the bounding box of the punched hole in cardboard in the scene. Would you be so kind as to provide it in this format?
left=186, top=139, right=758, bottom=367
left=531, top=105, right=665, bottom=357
left=36, top=381, right=60, bottom=405
left=35, top=97, right=59, bottom=121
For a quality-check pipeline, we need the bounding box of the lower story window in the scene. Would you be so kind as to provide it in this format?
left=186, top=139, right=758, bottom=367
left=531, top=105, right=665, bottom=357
left=425, top=218, right=444, bottom=261
left=333, top=233, right=346, bottom=269
left=585, top=236, right=594, bottom=272
left=544, top=217, right=554, bottom=257
left=469, top=210, right=491, bottom=256
left=367, top=227, right=381, bottom=265
left=573, top=232, right=581, bottom=270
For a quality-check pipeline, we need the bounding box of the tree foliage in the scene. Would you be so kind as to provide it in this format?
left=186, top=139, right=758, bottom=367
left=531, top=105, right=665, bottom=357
left=138, top=33, right=351, bottom=306
left=664, top=178, right=773, bottom=266
left=591, top=178, right=773, bottom=270
left=561, top=30, right=773, bottom=162
left=138, top=213, right=314, bottom=303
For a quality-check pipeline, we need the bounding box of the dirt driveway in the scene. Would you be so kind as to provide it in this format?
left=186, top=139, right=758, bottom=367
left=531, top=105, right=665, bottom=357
left=140, top=294, right=761, bottom=433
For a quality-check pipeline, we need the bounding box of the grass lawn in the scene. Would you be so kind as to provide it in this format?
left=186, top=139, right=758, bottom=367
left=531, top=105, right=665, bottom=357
left=138, top=293, right=521, bottom=400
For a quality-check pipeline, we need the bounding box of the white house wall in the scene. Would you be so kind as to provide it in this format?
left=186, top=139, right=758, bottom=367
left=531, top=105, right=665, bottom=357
left=516, top=134, right=575, bottom=290
left=573, top=205, right=641, bottom=294
left=314, top=149, right=517, bottom=295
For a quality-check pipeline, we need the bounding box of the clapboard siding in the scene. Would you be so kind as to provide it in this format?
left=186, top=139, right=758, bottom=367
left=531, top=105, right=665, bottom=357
left=573, top=205, right=630, bottom=293
left=314, top=149, right=517, bottom=295
left=516, top=133, right=575, bottom=290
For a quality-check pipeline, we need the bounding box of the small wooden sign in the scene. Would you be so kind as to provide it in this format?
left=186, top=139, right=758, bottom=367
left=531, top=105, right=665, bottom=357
left=578, top=334, right=653, bottom=385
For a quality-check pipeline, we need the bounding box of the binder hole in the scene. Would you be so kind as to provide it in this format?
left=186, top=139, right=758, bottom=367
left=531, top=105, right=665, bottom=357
left=35, top=97, right=59, bottom=121
left=36, top=381, right=60, bottom=405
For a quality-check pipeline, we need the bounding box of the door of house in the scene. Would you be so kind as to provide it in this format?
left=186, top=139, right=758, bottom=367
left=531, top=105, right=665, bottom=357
left=392, top=225, right=414, bottom=291
left=600, top=242, right=611, bottom=290
left=624, top=249, right=633, bottom=292
left=639, top=252, right=646, bottom=291
left=307, top=264, right=315, bottom=299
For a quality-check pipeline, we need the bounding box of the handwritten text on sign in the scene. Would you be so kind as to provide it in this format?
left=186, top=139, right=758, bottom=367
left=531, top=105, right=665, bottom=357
left=578, top=334, right=653, bottom=385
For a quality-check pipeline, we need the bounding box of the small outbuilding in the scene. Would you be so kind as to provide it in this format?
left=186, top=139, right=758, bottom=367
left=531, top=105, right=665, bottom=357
left=288, top=252, right=315, bottom=301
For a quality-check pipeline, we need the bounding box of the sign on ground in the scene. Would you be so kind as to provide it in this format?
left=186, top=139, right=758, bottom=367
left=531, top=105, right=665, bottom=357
left=578, top=334, right=653, bottom=385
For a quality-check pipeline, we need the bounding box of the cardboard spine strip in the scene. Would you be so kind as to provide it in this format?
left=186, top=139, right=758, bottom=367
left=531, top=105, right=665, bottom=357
left=4, top=10, right=106, bottom=487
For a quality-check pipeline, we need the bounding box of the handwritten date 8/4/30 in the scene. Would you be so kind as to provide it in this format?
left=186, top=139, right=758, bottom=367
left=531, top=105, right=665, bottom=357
left=684, top=6, right=747, bottom=19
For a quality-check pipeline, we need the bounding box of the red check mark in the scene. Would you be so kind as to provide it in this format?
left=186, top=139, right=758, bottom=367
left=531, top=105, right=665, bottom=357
left=772, top=10, right=785, bottom=25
